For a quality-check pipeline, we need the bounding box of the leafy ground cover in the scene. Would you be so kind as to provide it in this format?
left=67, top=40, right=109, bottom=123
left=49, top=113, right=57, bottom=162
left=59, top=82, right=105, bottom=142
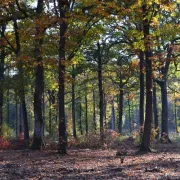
left=0, top=139, right=180, bottom=180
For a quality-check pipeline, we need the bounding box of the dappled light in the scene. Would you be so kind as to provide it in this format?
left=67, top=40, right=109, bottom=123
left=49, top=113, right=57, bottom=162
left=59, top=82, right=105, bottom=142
left=0, top=0, right=180, bottom=179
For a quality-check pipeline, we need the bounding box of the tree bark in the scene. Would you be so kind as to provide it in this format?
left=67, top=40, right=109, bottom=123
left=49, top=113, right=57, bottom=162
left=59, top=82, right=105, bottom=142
left=103, top=93, right=107, bottom=128
left=153, top=81, right=159, bottom=139
left=32, top=0, right=44, bottom=150
left=51, top=90, right=57, bottom=124
left=118, top=87, right=123, bottom=133
left=15, top=99, right=18, bottom=138
left=58, top=0, right=69, bottom=154
left=42, top=91, right=45, bottom=137
left=72, top=65, right=76, bottom=138
left=97, top=42, right=104, bottom=141
left=93, top=89, right=96, bottom=131
left=174, top=95, right=178, bottom=133
left=0, top=24, right=5, bottom=136
left=139, top=51, right=144, bottom=127
left=48, top=90, right=52, bottom=135
left=160, top=45, right=172, bottom=141
left=132, top=100, right=135, bottom=131
left=111, top=98, right=115, bottom=130
left=140, top=4, right=153, bottom=152
left=21, top=99, right=29, bottom=141
left=160, top=82, right=169, bottom=136
left=117, top=57, right=124, bottom=133
left=0, top=92, right=3, bottom=136
left=19, top=103, right=23, bottom=134
left=156, top=44, right=172, bottom=142
left=6, top=75, right=10, bottom=126
left=128, top=96, right=132, bottom=134
left=79, top=101, right=83, bottom=135
left=85, top=93, right=88, bottom=135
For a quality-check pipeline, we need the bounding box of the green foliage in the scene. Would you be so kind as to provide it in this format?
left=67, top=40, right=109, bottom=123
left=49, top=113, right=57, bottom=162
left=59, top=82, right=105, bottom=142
left=47, top=122, right=59, bottom=142
left=169, top=133, right=180, bottom=143
left=178, top=126, right=180, bottom=133
left=0, top=0, right=179, bottom=152
left=2, top=123, right=14, bottom=139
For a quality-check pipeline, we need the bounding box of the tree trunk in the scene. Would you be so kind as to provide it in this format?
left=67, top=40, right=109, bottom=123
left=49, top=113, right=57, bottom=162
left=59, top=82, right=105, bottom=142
left=139, top=51, right=144, bottom=127
left=85, top=93, right=88, bottom=135
left=132, top=100, right=135, bottom=131
left=32, top=0, right=44, bottom=150
left=0, top=91, right=3, bottom=136
left=153, top=81, right=159, bottom=139
left=103, top=93, right=107, bottom=128
left=42, top=91, right=45, bottom=137
left=72, top=65, right=76, bottom=138
left=128, top=97, right=132, bottom=134
left=55, top=94, right=58, bottom=124
left=140, top=4, right=153, bottom=152
left=118, top=87, right=123, bottom=133
left=159, top=45, right=172, bottom=142
left=48, top=91, right=52, bottom=135
left=97, top=42, right=104, bottom=141
left=160, top=81, right=169, bottom=139
left=51, top=90, right=57, bottom=124
left=15, top=100, right=18, bottom=138
left=6, top=77, right=10, bottom=126
left=19, top=103, right=23, bottom=134
left=0, top=25, right=5, bottom=136
left=174, top=95, right=178, bottom=133
left=21, top=99, right=29, bottom=141
left=118, top=57, right=124, bottom=133
left=13, top=18, right=29, bottom=142
left=111, top=98, right=115, bottom=130
left=58, top=0, right=69, bottom=154
left=79, top=101, right=83, bottom=135
left=93, top=90, right=96, bottom=131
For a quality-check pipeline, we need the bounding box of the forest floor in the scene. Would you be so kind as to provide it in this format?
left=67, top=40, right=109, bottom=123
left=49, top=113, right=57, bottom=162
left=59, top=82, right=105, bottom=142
left=0, top=138, right=180, bottom=180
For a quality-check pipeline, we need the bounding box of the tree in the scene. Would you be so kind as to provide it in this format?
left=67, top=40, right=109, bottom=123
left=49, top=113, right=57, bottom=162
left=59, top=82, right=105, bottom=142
left=153, top=80, right=159, bottom=139
left=139, top=50, right=145, bottom=127
left=140, top=3, right=153, bottom=152
left=13, top=18, right=29, bottom=142
left=97, top=42, right=104, bottom=141
left=57, top=0, right=69, bottom=154
left=71, top=65, right=77, bottom=138
left=0, top=0, right=31, bottom=141
left=156, top=44, right=173, bottom=142
left=32, top=0, right=45, bottom=150
left=152, top=2, right=180, bottom=141
left=0, top=24, right=6, bottom=136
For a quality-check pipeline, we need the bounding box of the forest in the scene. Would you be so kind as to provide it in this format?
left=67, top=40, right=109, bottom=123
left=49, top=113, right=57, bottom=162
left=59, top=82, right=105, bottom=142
left=0, top=0, right=180, bottom=179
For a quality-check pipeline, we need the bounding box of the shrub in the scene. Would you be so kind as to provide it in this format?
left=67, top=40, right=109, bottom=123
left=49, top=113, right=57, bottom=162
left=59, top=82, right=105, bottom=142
left=68, top=130, right=121, bottom=149
left=160, top=132, right=171, bottom=143
left=68, top=133, right=102, bottom=149
left=177, top=127, right=180, bottom=133
left=133, top=125, right=158, bottom=146
left=104, top=129, right=120, bottom=143
left=43, top=136, right=58, bottom=150
left=2, top=123, right=14, bottom=139
left=0, top=136, right=11, bottom=150
left=47, top=124, right=59, bottom=142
